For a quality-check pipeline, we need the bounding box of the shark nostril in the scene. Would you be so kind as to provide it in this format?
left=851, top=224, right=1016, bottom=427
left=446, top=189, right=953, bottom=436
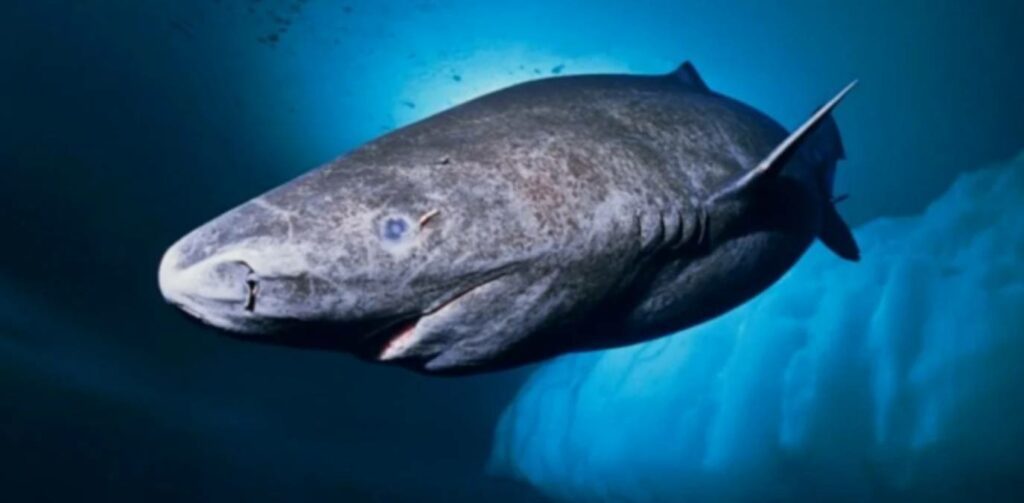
left=244, top=277, right=259, bottom=312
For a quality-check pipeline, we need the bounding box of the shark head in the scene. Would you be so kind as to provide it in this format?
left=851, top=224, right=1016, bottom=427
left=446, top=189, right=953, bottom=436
left=158, top=154, right=546, bottom=372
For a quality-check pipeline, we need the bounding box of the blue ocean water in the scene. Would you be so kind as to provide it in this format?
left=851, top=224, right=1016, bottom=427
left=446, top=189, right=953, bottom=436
left=1, top=1, right=1022, bottom=501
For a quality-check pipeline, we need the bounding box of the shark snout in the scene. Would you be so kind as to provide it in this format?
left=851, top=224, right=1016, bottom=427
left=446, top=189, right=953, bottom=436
left=158, top=238, right=259, bottom=330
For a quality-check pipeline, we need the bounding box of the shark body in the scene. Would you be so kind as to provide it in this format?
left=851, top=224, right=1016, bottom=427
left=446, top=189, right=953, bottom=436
left=158, top=62, right=858, bottom=375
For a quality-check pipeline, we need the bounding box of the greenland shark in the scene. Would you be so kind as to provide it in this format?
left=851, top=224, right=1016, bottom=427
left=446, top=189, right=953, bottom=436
left=158, top=62, right=859, bottom=375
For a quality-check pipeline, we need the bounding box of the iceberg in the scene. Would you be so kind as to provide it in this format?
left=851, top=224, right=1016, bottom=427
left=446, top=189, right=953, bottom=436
left=491, top=153, right=1024, bottom=502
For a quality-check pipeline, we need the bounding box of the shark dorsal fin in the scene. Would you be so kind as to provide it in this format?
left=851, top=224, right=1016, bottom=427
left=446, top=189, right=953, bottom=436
left=715, top=81, right=857, bottom=199
left=668, top=61, right=711, bottom=93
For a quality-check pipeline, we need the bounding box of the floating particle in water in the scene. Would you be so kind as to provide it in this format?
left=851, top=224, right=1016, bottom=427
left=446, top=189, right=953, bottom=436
left=401, top=101, right=416, bottom=109
left=343, top=5, right=353, bottom=14
left=533, top=68, right=541, bottom=74
left=415, top=1, right=438, bottom=13
left=551, top=64, right=565, bottom=74
left=168, top=19, right=195, bottom=39
left=452, top=74, right=462, bottom=82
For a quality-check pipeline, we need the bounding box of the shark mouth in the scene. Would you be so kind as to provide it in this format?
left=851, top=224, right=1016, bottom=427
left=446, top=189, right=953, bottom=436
left=207, top=271, right=511, bottom=367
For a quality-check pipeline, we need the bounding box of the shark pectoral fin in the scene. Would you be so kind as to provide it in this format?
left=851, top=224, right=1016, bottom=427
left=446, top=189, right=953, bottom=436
left=819, top=203, right=859, bottom=261
left=424, top=272, right=560, bottom=373
left=710, top=81, right=858, bottom=202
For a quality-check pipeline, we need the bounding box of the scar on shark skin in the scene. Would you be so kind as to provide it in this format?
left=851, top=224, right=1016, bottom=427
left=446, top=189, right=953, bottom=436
left=418, top=209, right=441, bottom=229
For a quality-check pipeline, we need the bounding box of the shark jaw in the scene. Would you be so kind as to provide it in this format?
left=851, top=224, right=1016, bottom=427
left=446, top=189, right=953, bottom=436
left=189, top=277, right=505, bottom=371
left=159, top=230, right=517, bottom=370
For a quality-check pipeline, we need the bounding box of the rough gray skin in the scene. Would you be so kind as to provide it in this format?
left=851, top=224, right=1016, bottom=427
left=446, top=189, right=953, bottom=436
left=158, top=62, right=858, bottom=375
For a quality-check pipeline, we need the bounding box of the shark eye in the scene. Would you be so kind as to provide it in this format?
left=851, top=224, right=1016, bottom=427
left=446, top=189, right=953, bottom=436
left=380, top=216, right=411, bottom=242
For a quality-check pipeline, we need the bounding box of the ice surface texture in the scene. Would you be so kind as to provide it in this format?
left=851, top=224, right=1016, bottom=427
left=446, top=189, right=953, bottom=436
left=491, top=153, right=1024, bottom=502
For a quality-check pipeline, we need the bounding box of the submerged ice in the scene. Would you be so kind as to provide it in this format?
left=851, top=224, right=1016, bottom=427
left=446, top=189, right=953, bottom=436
left=491, top=153, right=1024, bottom=502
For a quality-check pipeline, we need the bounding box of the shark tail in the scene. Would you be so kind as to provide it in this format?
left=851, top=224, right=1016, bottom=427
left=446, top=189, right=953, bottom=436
left=802, top=100, right=860, bottom=262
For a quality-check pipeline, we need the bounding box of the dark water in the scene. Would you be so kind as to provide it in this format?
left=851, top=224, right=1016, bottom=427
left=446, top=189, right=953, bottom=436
left=2, top=1, right=1023, bottom=501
